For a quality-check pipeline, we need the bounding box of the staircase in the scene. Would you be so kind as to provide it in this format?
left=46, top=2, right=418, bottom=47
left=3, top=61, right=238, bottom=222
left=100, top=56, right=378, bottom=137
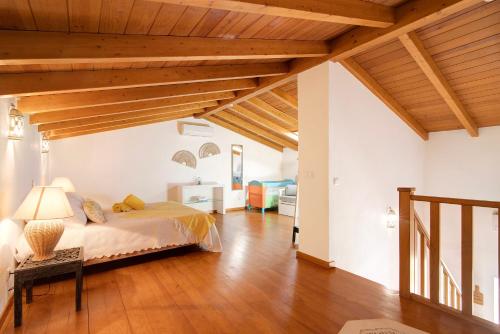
left=398, top=187, right=500, bottom=329
left=414, top=213, right=462, bottom=310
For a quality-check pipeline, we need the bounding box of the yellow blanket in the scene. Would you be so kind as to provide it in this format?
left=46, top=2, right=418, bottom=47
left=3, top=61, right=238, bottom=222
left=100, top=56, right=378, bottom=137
left=123, top=201, right=215, bottom=242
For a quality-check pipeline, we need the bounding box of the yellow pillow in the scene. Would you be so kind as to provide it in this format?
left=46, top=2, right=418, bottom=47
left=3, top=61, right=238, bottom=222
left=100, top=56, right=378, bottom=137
left=119, top=203, right=132, bottom=212
left=112, top=203, right=121, bottom=213
left=112, top=202, right=132, bottom=213
left=123, top=194, right=145, bottom=210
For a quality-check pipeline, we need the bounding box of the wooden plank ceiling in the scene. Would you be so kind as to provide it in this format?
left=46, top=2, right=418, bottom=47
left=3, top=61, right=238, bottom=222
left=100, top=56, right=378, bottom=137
left=349, top=1, right=500, bottom=136
left=0, top=0, right=497, bottom=152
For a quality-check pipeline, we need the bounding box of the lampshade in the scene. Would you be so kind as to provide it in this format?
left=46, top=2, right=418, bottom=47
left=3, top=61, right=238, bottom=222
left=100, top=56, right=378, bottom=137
left=14, top=186, right=73, bottom=220
left=50, top=177, right=76, bottom=192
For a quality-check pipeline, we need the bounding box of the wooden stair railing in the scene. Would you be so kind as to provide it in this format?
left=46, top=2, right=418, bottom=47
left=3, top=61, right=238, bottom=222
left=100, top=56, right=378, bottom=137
left=414, top=213, right=462, bottom=310
left=398, top=187, right=500, bottom=327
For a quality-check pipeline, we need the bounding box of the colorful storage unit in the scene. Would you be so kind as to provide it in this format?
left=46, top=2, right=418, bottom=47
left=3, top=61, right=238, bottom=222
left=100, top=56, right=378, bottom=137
left=247, top=180, right=295, bottom=213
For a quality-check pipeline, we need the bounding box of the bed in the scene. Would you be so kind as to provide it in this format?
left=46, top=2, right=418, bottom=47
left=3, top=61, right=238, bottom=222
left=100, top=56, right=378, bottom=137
left=247, top=179, right=295, bottom=213
left=15, top=201, right=222, bottom=264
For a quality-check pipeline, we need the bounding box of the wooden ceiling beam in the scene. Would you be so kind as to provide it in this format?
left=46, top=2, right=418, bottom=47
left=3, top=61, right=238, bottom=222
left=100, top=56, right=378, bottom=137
left=30, top=92, right=235, bottom=124
left=269, top=88, right=298, bottom=110
left=217, top=111, right=298, bottom=150
left=327, top=0, right=483, bottom=61
left=38, top=101, right=218, bottom=132
left=152, top=0, right=395, bottom=28
left=197, top=74, right=296, bottom=118
left=246, top=97, right=298, bottom=129
left=47, top=109, right=201, bottom=138
left=48, top=109, right=286, bottom=151
left=47, top=110, right=198, bottom=140
left=196, top=0, right=482, bottom=118
left=399, top=32, right=479, bottom=137
left=206, top=116, right=283, bottom=152
left=0, top=63, right=288, bottom=97
left=229, top=104, right=298, bottom=142
left=0, top=30, right=329, bottom=66
left=19, top=79, right=256, bottom=113
left=340, top=58, right=428, bottom=141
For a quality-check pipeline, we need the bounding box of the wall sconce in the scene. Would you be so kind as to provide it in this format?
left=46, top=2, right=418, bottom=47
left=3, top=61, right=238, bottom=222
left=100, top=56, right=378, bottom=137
left=41, top=134, right=49, bottom=153
left=8, top=104, right=24, bottom=140
left=386, top=206, right=397, bottom=228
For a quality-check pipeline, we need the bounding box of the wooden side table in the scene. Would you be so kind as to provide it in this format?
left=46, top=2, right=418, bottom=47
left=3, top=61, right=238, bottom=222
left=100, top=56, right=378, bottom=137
left=14, top=247, right=83, bottom=327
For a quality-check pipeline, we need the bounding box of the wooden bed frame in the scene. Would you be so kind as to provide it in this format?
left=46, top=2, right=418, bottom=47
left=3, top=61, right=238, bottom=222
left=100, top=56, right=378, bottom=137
left=83, top=243, right=197, bottom=267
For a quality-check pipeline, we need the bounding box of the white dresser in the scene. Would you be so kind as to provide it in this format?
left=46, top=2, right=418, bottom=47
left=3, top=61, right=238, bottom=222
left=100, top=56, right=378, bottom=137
left=278, top=185, right=297, bottom=217
left=278, top=195, right=296, bottom=217
left=173, top=184, right=225, bottom=214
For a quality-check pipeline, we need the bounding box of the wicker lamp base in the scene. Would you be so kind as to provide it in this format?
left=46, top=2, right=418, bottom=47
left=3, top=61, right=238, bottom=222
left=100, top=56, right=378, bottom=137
left=24, top=219, right=65, bottom=261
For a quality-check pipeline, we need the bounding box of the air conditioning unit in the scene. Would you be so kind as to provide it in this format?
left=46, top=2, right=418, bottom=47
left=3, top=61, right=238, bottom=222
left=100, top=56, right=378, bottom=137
left=178, top=122, right=214, bottom=137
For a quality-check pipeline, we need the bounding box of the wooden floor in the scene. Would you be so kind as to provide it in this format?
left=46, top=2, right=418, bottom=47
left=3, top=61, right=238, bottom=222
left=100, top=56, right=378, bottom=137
left=1, top=211, right=495, bottom=333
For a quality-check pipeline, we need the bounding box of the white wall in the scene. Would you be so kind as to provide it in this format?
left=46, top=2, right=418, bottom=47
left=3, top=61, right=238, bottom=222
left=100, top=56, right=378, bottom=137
left=48, top=117, right=284, bottom=209
left=423, top=127, right=500, bottom=322
left=329, top=63, right=426, bottom=290
left=297, top=62, right=336, bottom=263
left=297, top=62, right=425, bottom=284
left=424, top=127, right=500, bottom=200
left=0, top=98, right=42, bottom=316
left=281, top=148, right=298, bottom=181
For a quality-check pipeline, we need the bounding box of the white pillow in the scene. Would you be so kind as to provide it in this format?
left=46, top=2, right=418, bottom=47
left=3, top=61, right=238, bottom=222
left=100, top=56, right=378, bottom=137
left=83, top=199, right=106, bottom=224
left=66, top=192, right=87, bottom=225
left=67, top=192, right=84, bottom=206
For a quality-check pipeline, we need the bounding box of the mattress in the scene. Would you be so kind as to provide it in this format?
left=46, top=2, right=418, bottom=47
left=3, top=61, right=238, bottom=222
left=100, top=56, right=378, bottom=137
left=16, top=208, right=222, bottom=262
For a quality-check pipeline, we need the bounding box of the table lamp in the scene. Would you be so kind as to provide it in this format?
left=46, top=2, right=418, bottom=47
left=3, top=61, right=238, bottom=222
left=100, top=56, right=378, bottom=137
left=14, top=187, right=74, bottom=261
left=51, top=177, right=76, bottom=193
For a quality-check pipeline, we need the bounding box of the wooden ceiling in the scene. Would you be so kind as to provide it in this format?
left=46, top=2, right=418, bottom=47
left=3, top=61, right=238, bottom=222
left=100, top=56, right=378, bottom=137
left=347, top=1, right=500, bottom=138
left=0, top=0, right=497, bottom=151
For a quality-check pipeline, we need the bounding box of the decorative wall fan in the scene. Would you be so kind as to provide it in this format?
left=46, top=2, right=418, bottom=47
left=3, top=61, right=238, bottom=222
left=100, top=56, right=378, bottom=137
left=199, top=142, right=220, bottom=159
left=172, top=150, right=197, bottom=169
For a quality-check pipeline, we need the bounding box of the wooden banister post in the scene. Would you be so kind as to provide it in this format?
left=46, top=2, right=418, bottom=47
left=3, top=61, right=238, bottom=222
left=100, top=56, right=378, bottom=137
left=430, top=202, right=440, bottom=304
left=451, top=284, right=456, bottom=309
left=419, top=231, right=425, bottom=296
left=443, top=272, right=449, bottom=306
left=398, top=187, right=415, bottom=298
left=461, top=205, right=473, bottom=316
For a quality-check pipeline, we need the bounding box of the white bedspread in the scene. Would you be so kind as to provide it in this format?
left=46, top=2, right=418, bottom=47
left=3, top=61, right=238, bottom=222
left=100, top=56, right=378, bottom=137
left=16, top=209, right=222, bottom=262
